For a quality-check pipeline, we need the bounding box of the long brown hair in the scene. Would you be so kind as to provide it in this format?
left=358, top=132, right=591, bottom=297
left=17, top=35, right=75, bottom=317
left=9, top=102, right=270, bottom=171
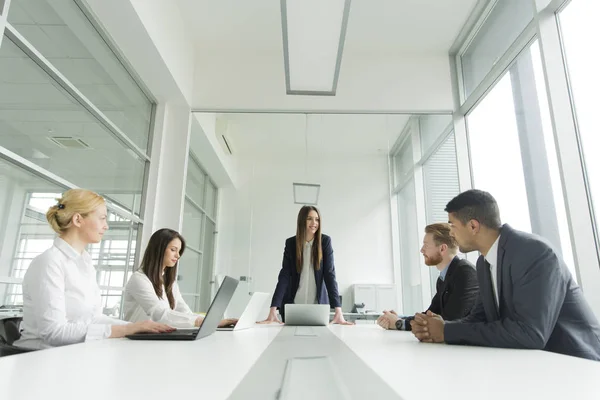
left=139, top=229, right=186, bottom=309
left=295, top=206, right=322, bottom=273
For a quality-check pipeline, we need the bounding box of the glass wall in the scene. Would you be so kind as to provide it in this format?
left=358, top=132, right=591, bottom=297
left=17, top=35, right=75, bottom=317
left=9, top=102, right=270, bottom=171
left=179, top=153, right=219, bottom=312
left=391, top=114, right=456, bottom=314
left=0, top=0, right=153, bottom=316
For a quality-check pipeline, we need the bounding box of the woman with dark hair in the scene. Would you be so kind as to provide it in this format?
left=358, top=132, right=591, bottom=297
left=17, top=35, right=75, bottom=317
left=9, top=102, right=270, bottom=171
left=123, top=228, right=236, bottom=328
left=260, top=206, right=352, bottom=325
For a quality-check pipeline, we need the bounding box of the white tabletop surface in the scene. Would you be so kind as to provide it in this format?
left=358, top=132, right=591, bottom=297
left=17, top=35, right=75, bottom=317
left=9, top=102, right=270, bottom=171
left=1, top=324, right=598, bottom=400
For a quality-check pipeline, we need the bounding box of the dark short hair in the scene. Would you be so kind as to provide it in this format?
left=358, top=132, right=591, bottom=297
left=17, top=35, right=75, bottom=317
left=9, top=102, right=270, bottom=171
left=425, top=223, right=457, bottom=250
left=444, top=189, right=501, bottom=229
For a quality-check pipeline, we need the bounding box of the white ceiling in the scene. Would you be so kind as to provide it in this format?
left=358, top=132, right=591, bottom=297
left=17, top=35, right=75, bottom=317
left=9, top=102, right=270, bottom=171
left=216, top=113, right=413, bottom=158
left=177, top=0, right=479, bottom=55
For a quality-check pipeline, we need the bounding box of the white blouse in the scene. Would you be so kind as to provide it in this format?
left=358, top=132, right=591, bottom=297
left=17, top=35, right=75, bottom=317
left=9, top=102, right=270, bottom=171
left=294, top=239, right=318, bottom=304
left=14, top=238, right=128, bottom=349
left=123, top=271, right=197, bottom=328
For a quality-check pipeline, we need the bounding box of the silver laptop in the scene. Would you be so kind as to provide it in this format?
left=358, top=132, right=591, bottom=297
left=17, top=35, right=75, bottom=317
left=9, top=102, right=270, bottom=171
left=126, top=276, right=239, bottom=340
left=217, top=292, right=270, bottom=331
left=284, top=304, right=330, bottom=326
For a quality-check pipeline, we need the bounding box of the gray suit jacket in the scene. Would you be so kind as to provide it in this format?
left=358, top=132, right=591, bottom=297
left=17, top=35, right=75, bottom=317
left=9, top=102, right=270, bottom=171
left=444, top=224, right=600, bottom=361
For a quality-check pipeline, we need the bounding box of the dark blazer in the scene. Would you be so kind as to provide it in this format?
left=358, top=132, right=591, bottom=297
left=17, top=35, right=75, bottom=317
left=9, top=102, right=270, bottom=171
left=270, top=234, right=341, bottom=321
left=445, top=224, right=600, bottom=361
left=405, top=256, right=478, bottom=330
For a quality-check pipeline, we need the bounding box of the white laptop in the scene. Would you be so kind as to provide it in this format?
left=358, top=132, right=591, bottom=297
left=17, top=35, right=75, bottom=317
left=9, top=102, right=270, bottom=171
left=284, top=304, right=330, bottom=326
left=217, top=292, right=270, bottom=331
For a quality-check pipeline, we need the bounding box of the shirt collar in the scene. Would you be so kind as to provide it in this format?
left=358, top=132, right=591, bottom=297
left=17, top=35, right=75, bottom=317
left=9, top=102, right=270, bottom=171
left=484, top=234, right=501, bottom=267
left=439, top=260, right=452, bottom=281
left=54, top=237, right=89, bottom=261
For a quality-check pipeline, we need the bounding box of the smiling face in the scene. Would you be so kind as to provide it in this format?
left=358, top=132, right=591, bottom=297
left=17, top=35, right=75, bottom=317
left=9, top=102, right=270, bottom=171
left=162, top=238, right=182, bottom=269
left=306, top=210, right=320, bottom=238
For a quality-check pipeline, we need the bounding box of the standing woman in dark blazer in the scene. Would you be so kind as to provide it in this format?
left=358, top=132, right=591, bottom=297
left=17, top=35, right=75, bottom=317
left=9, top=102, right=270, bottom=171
left=260, top=206, right=353, bottom=325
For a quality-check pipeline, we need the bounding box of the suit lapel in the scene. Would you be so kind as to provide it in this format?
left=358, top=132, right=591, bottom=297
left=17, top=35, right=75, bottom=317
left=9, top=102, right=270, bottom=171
left=438, top=257, right=458, bottom=308
left=496, top=224, right=511, bottom=315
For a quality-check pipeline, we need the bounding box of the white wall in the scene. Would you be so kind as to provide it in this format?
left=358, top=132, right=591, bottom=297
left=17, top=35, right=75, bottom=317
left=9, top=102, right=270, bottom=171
left=225, top=154, right=395, bottom=312
left=192, top=52, right=453, bottom=112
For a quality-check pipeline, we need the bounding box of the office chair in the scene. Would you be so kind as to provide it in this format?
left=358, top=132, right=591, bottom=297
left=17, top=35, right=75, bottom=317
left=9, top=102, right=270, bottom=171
left=0, top=317, right=35, bottom=357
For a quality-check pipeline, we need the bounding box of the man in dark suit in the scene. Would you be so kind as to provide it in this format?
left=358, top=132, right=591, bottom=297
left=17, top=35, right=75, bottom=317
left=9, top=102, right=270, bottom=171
left=377, top=223, right=478, bottom=331
left=411, top=189, right=600, bottom=361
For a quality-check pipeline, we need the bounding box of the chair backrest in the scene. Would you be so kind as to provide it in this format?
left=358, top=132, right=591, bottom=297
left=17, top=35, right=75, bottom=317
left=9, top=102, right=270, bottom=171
left=1, top=317, right=23, bottom=345
left=0, top=317, right=35, bottom=357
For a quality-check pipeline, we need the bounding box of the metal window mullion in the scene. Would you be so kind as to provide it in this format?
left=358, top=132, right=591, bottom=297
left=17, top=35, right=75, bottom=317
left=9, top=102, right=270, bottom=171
left=185, top=246, right=203, bottom=255
left=196, top=211, right=208, bottom=311
left=4, top=23, right=149, bottom=163
left=184, top=194, right=210, bottom=217
left=459, top=23, right=538, bottom=116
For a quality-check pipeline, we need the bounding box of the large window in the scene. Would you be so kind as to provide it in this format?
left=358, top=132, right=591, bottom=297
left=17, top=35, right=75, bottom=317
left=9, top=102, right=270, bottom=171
left=465, top=40, right=575, bottom=275
left=467, top=72, right=532, bottom=233
left=0, top=0, right=153, bottom=316
left=179, top=153, right=219, bottom=312
left=559, top=0, right=600, bottom=248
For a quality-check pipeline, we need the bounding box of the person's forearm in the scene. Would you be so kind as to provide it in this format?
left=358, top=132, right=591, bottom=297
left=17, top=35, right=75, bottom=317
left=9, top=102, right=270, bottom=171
left=108, top=324, right=131, bottom=338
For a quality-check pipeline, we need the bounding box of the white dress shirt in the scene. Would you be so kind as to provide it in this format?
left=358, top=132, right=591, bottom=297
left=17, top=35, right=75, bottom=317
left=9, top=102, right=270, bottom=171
left=123, top=271, right=197, bottom=328
left=14, top=238, right=128, bottom=349
left=294, top=239, right=318, bottom=305
left=484, top=235, right=501, bottom=309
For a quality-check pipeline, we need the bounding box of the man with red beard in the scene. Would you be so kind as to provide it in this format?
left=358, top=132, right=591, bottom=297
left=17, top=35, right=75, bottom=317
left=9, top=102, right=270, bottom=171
left=377, top=223, right=479, bottom=331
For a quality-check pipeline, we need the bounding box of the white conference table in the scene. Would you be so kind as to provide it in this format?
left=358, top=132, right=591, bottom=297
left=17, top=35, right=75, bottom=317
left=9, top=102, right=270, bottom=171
left=0, top=324, right=598, bottom=400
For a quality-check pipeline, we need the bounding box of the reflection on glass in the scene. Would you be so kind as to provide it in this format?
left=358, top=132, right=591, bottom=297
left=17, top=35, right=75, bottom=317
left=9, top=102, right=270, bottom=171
left=205, top=182, right=216, bottom=218
left=177, top=249, right=201, bottom=310
left=0, top=166, right=139, bottom=306
left=199, top=219, right=216, bottom=312
left=394, top=140, right=413, bottom=187
left=397, top=179, right=422, bottom=315
left=7, top=0, right=153, bottom=150
left=182, top=199, right=203, bottom=250
left=0, top=36, right=146, bottom=214
left=466, top=73, right=532, bottom=233
left=186, top=157, right=206, bottom=208
left=461, top=0, right=534, bottom=98
left=419, top=115, right=452, bottom=154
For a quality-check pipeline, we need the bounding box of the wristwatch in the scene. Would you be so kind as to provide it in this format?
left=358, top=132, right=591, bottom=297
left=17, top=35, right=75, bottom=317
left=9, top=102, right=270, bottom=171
left=395, top=318, right=405, bottom=331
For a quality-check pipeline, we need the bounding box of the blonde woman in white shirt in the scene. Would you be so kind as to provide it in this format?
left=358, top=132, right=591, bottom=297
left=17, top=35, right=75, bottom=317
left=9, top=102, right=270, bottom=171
left=123, top=228, right=237, bottom=328
left=15, top=189, right=173, bottom=350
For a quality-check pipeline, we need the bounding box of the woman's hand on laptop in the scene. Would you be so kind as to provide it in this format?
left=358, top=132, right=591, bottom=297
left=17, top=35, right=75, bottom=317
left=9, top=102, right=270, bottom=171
left=330, top=307, right=355, bottom=325
left=194, top=316, right=205, bottom=327
left=218, top=318, right=238, bottom=328
left=111, top=321, right=175, bottom=337
left=258, top=307, right=284, bottom=324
